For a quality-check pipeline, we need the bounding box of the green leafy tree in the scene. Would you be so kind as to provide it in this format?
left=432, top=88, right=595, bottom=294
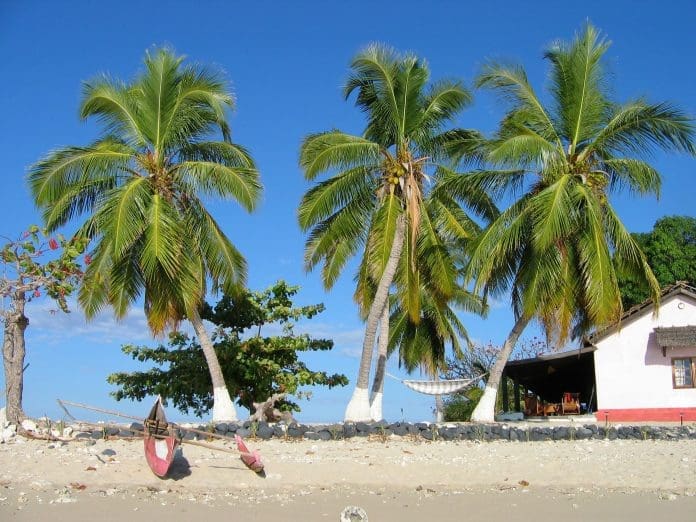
left=298, top=44, right=489, bottom=421
left=444, top=24, right=694, bottom=422
left=28, top=48, right=261, bottom=421
left=1, top=227, right=87, bottom=423
left=618, top=216, right=696, bottom=307
left=107, top=281, right=348, bottom=418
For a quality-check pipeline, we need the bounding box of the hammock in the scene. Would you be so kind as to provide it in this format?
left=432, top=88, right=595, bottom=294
left=387, top=372, right=486, bottom=395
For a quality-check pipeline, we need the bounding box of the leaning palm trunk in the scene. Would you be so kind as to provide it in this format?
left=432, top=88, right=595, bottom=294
left=470, top=316, right=530, bottom=423
left=345, top=215, right=406, bottom=422
left=189, top=308, right=238, bottom=422
left=369, top=302, right=390, bottom=421
left=2, top=292, right=28, bottom=424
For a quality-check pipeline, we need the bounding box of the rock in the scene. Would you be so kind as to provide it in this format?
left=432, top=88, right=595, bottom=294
left=554, top=427, right=569, bottom=440
left=421, top=430, right=434, bottom=441
left=236, top=428, right=251, bottom=438
left=63, top=426, right=74, bottom=438
left=1, top=426, right=16, bottom=443
left=304, top=431, right=321, bottom=441
left=575, top=427, right=593, bottom=440
left=339, top=506, right=368, bottom=522
left=129, top=422, right=144, bottom=432
left=214, top=422, right=229, bottom=434
left=101, top=449, right=117, bottom=456
left=355, top=422, right=371, bottom=433
left=272, top=424, right=286, bottom=437
left=105, top=426, right=120, bottom=436
left=391, top=423, right=409, bottom=437
left=344, top=423, right=357, bottom=438
left=340, top=505, right=368, bottom=522
left=73, top=432, right=92, bottom=439
left=21, top=419, right=37, bottom=432
left=91, top=430, right=104, bottom=439
left=256, top=424, right=274, bottom=440
left=0, top=407, right=7, bottom=428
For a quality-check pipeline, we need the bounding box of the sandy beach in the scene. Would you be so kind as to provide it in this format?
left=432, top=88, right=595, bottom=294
left=1, top=434, right=696, bottom=520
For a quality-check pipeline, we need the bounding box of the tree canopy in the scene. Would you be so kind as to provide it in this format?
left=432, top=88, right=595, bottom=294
left=107, top=281, right=348, bottom=417
left=618, top=215, right=696, bottom=308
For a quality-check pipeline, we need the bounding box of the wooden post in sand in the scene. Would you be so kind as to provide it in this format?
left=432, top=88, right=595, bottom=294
left=513, top=380, right=521, bottom=412
left=501, top=373, right=509, bottom=412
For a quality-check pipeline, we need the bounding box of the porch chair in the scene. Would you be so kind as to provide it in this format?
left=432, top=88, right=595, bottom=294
left=561, top=392, right=581, bottom=414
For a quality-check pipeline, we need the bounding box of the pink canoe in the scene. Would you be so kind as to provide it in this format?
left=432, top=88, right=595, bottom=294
left=143, top=397, right=179, bottom=478
left=235, top=434, right=264, bottom=473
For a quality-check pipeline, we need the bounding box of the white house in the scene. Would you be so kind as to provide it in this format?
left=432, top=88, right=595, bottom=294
left=590, top=282, right=696, bottom=422
left=502, top=282, right=696, bottom=422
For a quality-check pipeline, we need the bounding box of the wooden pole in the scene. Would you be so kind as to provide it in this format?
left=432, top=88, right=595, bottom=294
left=501, top=373, right=509, bottom=412
left=58, top=399, right=246, bottom=445
left=513, top=380, right=520, bottom=412
left=58, top=410, right=257, bottom=456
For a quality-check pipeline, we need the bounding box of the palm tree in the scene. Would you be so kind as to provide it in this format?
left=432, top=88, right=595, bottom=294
left=28, top=48, right=261, bottom=421
left=367, top=190, right=491, bottom=421
left=298, top=44, right=485, bottom=421
left=384, top=286, right=486, bottom=421
left=448, top=24, right=694, bottom=422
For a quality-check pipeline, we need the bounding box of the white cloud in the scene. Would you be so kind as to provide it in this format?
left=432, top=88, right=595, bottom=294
left=23, top=299, right=184, bottom=346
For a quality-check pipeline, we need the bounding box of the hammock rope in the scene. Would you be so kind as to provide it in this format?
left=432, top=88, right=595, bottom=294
left=386, top=372, right=487, bottom=396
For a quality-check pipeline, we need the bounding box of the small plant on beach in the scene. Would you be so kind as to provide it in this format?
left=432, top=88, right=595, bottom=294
left=329, top=425, right=343, bottom=441
left=249, top=422, right=259, bottom=440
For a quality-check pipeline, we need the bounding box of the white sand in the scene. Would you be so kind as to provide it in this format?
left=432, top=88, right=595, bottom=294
left=1, top=436, right=695, bottom=520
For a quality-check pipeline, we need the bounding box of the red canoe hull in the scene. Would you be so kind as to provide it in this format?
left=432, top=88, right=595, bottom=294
left=235, top=434, right=264, bottom=473
left=144, top=435, right=178, bottom=477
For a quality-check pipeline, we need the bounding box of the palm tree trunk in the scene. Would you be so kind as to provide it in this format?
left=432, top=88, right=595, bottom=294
left=2, top=292, right=28, bottom=424
left=470, top=315, right=530, bottom=423
left=345, top=214, right=406, bottom=422
left=369, top=301, right=390, bottom=421
left=189, top=307, right=238, bottom=422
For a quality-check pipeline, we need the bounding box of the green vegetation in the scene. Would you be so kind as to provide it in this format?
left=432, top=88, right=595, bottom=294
left=618, top=216, right=696, bottom=307
left=108, top=281, right=347, bottom=418
left=450, top=24, right=694, bottom=422
left=15, top=24, right=694, bottom=425
left=28, top=48, right=261, bottom=421
left=298, top=44, right=491, bottom=421
left=1, top=228, right=87, bottom=423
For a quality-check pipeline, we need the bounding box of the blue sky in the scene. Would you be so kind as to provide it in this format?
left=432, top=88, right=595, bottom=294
left=1, top=0, right=694, bottom=423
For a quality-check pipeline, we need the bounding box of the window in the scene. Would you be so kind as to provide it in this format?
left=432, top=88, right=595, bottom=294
left=672, top=358, right=695, bottom=388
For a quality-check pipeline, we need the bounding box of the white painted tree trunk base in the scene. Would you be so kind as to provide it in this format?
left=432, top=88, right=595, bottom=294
left=470, top=384, right=497, bottom=423
left=369, top=391, right=383, bottom=421
left=344, top=387, right=372, bottom=422
left=212, top=386, right=238, bottom=422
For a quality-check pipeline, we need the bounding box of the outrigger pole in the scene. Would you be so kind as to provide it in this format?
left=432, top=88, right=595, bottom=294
left=58, top=399, right=242, bottom=444
left=57, top=399, right=264, bottom=471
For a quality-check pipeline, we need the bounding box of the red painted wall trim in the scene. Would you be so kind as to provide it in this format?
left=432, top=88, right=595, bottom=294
left=595, top=408, right=696, bottom=422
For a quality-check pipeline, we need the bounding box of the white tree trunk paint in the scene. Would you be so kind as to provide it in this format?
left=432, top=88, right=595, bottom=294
left=470, top=316, right=530, bottom=423
left=345, top=387, right=372, bottom=422
left=369, top=391, right=383, bottom=421
left=470, top=384, right=498, bottom=423
left=212, top=386, right=238, bottom=422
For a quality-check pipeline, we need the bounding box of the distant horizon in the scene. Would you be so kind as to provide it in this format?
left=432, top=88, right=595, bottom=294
left=1, top=0, right=695, bottom=423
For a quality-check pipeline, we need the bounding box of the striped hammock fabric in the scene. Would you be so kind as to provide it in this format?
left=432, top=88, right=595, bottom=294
left=399, top=373, right=485, bottom=396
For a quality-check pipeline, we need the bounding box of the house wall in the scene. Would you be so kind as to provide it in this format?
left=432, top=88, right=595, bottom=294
left=593, top=294, right=696, bottom=422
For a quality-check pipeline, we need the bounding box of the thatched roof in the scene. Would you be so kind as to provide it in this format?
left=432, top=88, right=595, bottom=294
left=654, top=326, right=696, bottom=347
